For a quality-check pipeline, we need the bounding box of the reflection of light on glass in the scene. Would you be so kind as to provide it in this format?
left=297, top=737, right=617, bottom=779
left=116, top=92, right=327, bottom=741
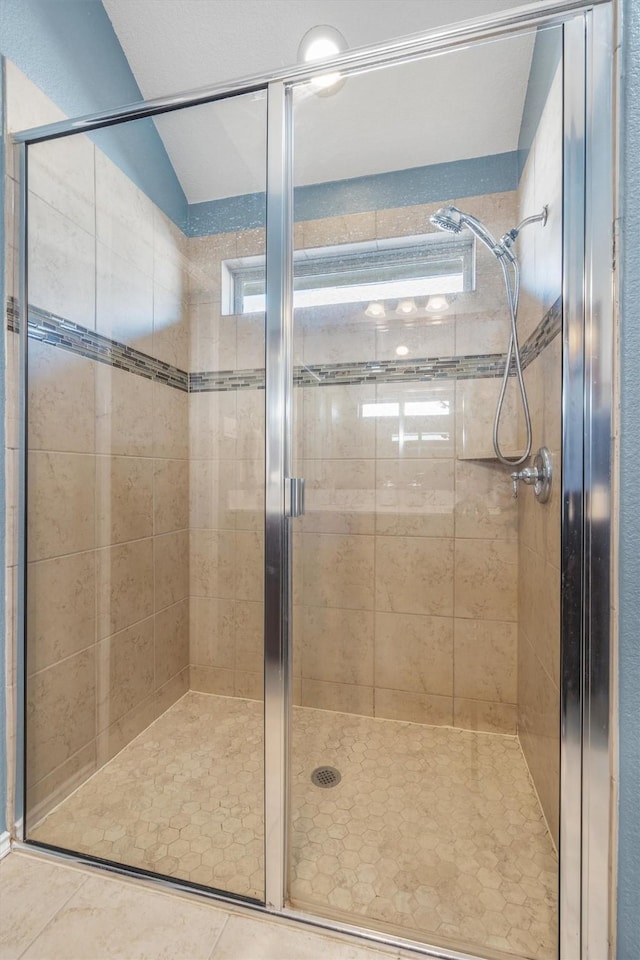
left=362, top=402, right=399, bottom=418
left=391, top=433, right=450, bottom=443
left=365, top=301, right=386, bottom=318
left=405, top=400, right=450, bottom=416
left=298, top=26, right=348, bottom=96
left=395, top=345, right=409, bottom=357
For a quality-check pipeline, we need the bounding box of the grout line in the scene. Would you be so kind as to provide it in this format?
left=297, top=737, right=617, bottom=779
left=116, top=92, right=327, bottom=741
left=206, top=911, right=232, bottom=960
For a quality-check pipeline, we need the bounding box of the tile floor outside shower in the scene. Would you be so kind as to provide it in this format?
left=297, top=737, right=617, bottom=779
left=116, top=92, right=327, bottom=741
left=29, top=691, right=557, bottom=960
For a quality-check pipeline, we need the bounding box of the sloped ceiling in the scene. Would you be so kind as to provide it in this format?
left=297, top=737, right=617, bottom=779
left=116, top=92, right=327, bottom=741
left=102, top=0, right=538, bottom=201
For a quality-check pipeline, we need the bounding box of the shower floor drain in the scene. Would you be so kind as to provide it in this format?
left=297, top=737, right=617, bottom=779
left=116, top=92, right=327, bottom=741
left=311, top=766, right=341, bottom=788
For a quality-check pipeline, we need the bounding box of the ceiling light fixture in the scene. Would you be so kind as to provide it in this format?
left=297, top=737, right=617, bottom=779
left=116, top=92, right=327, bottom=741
left=396, top=299, right=417, bottom=316
left=425, top=294, right=451, bottom=314
left=396, top=345, right=410, bottom=357
left=298, top=24, right=348, bottom=96
left=365, top=301, right=386, bottom=318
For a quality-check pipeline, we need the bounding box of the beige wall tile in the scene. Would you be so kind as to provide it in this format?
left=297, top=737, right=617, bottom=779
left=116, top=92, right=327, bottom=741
left=27, top=648, right=96, bottom=786
left=95, top=150, right=154, bottom=276
left=456, top=378, right=523, bottom=460
left=190, top=597, right=235, bottom=669
left=303, top=459, right=375, bottom=535
left=155, top=666, right=189, bottom=715
left=153, top=287, right=188, bottom=369
left=518, top=546, right=560, bottom=689
left=454, top=619, right=517, bottom=704
left=155, top=599, right=189, bottom=687
left=302, top=320, right=375, bottom=366
left=454, top=459, right=518, bottom=540
left=235, top=530, right=264, bottom=602
left=186, top=232, right=236, bottom=303
left=96, top=243, right=153, bottom=354
left=96, top=538, right=154, bottom=638
left=97, top=617, right=155, bottom=730
left=190, top=459, right=236, bottom=530
left=236, top=389, right=265, bottom=460
left=374, top=688, right=453, bottom=726
left=190, top=305, right=236, bottom=372
left=375, top=612, right=453, bottom=696
left=375, top=381, right=455, bottom=460
left=154, top=459, right=189, bottom=535
left=303, top=533, right=374, bottom=611
left=153, top=207, right=187, bottom=299
left=454, top=539, right=517, bottom=622
left=27, top=741, right=97, bottom=826
left=155, top=530, right=189, bottom=610
left=96, top=456, right=154, bottom=547
left=454, top=698, right=517, bottom=734
left=235, top=460, right=264, bottom=532
left=301, top=607, right=374, bottom=686
left=234, top=671, right=263, bottom=701
left=190, top=390, right=237, bottom=460
left=375, top=536, right=453, bottom=617
left=301, top=679, right=374, bottom=717
left=95, top=365, right=154, bottom=458
left=236, top=226, right=265, bottom=258
left=153, top=383, right=189, bottom=460
left=235, top=600, right=264, bottom=674
left=303, top=385, right=376, bottom=460
left=190, top=664, right=235, bottom=696
left=28, top=451, right=95, bottom=562
left=27, top=552, right=95, bottom=675
left=375, top=202, right=443, bottom=239
left=96, top=693, right=160, bottom=766
left=28, top=194, right=95, bottom=328
left=28, top=342, right=95, bottom=453
left=236, top=314, right=265, bottom=370
left=190, top=529, right=236, bottom=599
left=376, top=459, right=454, bottom=538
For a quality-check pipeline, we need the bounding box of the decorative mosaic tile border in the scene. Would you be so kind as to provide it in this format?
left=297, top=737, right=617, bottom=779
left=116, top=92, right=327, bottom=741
left=6, top=294, right=561, bottom=394
left=7, top=297, right=188, bottom=391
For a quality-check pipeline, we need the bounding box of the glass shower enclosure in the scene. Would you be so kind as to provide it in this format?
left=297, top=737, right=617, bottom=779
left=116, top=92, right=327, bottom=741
left=11, top=3, right=614, bottom=959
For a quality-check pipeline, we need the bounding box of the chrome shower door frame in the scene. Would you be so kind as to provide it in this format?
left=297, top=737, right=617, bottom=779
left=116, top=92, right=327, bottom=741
left=13, top=1, right=616, bottom=957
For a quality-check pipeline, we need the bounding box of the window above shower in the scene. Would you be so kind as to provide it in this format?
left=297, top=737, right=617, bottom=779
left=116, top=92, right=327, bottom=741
left=221, top=232, right=475, bottom=316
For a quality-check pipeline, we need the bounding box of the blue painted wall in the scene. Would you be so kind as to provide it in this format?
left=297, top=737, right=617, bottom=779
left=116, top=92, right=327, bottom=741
left=617, top=0, right=640, bottom=954
left=0, top=0, right=188, bottom=226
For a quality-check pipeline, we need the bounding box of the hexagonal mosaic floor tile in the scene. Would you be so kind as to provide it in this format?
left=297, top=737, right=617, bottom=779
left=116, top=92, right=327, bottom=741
left=30, top=692, right=557, bottom=959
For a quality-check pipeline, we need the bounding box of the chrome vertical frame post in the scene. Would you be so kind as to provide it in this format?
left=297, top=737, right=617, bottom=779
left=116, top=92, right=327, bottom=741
left=561, top=19, right=587, bottom=959
left=15, top=140, right=28, bottom=839
left=582, top=4, right=614, bottom=957
left=562, top=7, right=614, bottom=959
left=264, top=80, right=293, bottom=911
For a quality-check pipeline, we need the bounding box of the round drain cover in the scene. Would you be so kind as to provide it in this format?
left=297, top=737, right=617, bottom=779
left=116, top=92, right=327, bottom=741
left=311, top=766, right=341, bottom=788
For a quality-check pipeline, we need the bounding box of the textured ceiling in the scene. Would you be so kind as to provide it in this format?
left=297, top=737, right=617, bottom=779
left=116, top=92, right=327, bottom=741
left=102, top=0, right=537, bottom=201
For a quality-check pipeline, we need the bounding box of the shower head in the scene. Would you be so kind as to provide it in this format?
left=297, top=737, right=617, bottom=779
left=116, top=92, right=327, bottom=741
left=429, top=206, right=464, bottom=234
left=430, top=204, right=512, bottom=261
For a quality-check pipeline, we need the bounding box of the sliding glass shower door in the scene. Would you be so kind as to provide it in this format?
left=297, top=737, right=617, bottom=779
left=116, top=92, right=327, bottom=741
left=285, top=24, right=563, bottom=959
left=24, top=90, right=268, bottom=901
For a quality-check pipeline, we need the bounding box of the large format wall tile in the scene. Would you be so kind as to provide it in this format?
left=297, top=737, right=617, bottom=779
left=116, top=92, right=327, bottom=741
left=27, top=648, right=96, bottom=786
left=375, top=459, right=454, bottom=538
left=27, top=552, right=96, bottom=675
left=454, top=618, right=517, bottom=704
left=28, top=451, right=95, bottom=562
left=96, top=617, right=155, bottom=731
left=28, top=342, right=95, bottom=454
left=95, top=365, right=154, bottom=458
left=96, top=539, right=154, bottom=638
left=303, top=534, right=374, bottom=611
left=154, top=459, right=189, bottom=535
left=454, top=538, right=518, bottom=622
left=155, top=530, right=189, bottom=610
left=190, top=597, right=235, bottom=669
left=96, top=456, right=154, bottom=547
left=375, top=536, right=454, bottom=617
left=301, top=607, right=374, bottom=686
left=374, top=612, right=453, bottom=697
left=155, top=599, right=189, bottom=688
left=303, top=459, right=375, bottom=536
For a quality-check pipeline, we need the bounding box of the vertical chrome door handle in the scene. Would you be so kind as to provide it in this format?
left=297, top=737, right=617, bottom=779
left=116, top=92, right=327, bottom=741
left=284, top=477, right=305, bottom=518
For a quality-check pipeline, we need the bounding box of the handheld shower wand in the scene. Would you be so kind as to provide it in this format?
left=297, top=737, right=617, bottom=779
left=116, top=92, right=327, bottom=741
left=429, top=203, right=548, bottom=466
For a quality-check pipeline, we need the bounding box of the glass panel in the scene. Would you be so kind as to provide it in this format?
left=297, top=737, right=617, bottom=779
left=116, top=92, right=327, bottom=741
left=24, top=90, right=267, bottom=901
left=289, top=24, right=562, bottom=958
